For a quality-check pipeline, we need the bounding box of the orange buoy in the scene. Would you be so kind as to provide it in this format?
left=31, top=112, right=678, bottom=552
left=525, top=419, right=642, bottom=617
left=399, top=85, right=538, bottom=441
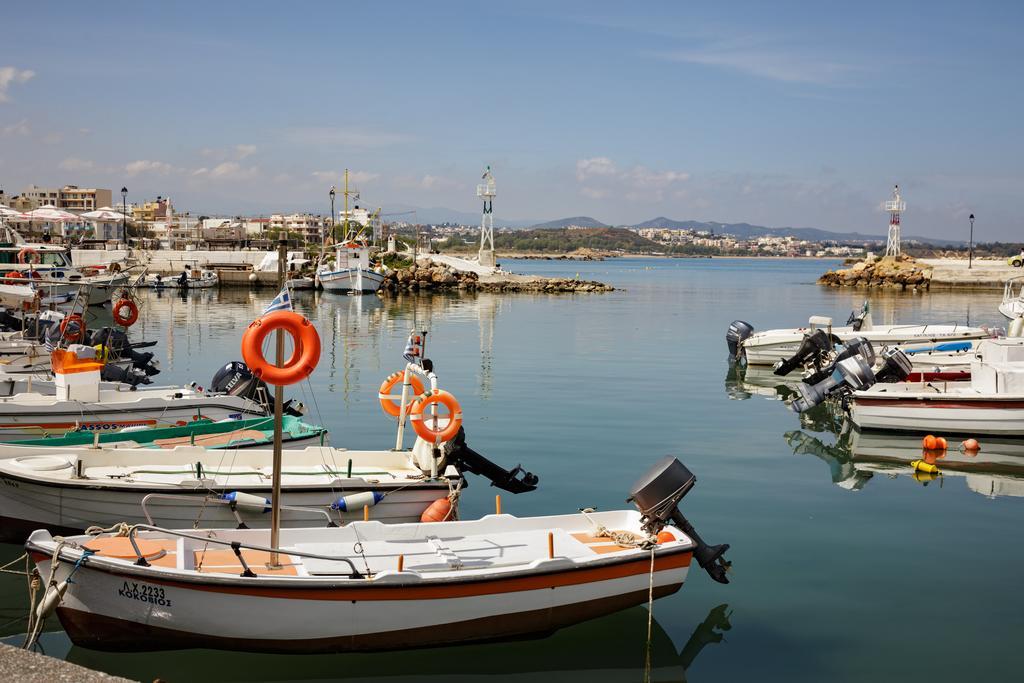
left=377, top=371, right=425, bottom=417
left=60, top=314, right=85, bottom=343
left=420, top=497, right=452, bottom=522
left=240, top=311, right=320, bottom=386
left=409, top=389, right=463, bottom=443
left=922, top=435, right=938, bottom=450
left=17, top=248, right=39, bottom=265
left=112, top=298, right=139, bottom=327
left=935, top=436, right=948, bottom=451
left=657, top=530, right=676, bottom=544
left=961, top=438, right=981, bottom=453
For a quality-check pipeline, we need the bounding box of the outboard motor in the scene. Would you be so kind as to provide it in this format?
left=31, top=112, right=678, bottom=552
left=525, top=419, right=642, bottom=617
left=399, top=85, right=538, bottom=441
left=210, top=361, right=303, bottom=417
left=802, top=337, right=874, bottom=385
left=446, top=428, right=538, bottom=493
left=773, top=329, right=833, bottom=377
left=873, top=348, right=913, bottom=383
left=791, top=354, right=875, bottom=413
left=629, top=457, right=731, bottom=584
left=726, top=321, right=754, bottom=360
left=88, top=327, right=160, bottom=376
left=100, top=363, right=152, bottom=387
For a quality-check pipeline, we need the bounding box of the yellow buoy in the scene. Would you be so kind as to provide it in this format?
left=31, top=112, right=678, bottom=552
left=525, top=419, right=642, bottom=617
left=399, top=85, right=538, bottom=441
left=910, top=459, right=940, bottom=474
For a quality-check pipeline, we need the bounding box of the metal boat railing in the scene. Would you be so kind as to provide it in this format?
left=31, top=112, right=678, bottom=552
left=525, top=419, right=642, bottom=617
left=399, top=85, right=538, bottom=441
left=140, top=492, right=335, bottom=528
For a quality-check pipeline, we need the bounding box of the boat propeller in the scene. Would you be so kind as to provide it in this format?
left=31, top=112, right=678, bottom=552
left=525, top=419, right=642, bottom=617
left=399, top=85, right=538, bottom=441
left=773, top=329, right=834, bottom=377
left=629, top=457, right=732, bottom=584
left=447, top=428, right=539, bottom=494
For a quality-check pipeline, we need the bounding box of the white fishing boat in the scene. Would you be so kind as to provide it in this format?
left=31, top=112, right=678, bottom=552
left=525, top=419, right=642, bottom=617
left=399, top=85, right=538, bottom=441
left=142, top=269, right=218, bottom=289
left=0, top=347, right=270, bottom=441
left=24, top=456, right=730, bottom=653
left=727, top=303, right=991, bottom=366
left=316, top=241, right=386, bottom=294
left=999, top=275, right=1024, bottom=320
left=286, top=275, right=315, bottom=290
left=0, top=444, right=449, bottom=540
left=850, top=338, right=1024, bottom=435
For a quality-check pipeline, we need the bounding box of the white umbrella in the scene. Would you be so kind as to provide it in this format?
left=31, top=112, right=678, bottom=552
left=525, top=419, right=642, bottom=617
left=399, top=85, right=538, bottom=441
left=25, top=205, right=80, bottom=222
left=0, top=204, right=25, bottom=219
left=81, top=208, right=130, bottom=222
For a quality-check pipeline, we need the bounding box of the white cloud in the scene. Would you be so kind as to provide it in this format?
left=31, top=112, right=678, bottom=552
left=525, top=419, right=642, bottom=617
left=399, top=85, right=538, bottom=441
left=193, top=161, right=259, bottom=180
left=59, top=157, right=94, bottom=171
left=419, top=174, right=461, bottom=191
left=0, top=67, right=35, bottom=103
left=235, top=144, right=257, bottom=159
left=285, top=127, right=411, bottom=147
left=125, top=159, right=175, bottom=176
left=575, top=157, right=690, bottom=201
left=1, top=118, right=31, bottom=136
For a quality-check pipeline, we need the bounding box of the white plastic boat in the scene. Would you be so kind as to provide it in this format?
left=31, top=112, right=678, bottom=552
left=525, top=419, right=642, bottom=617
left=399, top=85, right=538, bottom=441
left=142, top=269, right=218, bottom=289
left=24, top=456, right=729, bottom=653
left=731, top=305, right=990, bottom=366
left=999, top=276, right=1024, bottom=320
left=850, top=338, right=1024, bottom=435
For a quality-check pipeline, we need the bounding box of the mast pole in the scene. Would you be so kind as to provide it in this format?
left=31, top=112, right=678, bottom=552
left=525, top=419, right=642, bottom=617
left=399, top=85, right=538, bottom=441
left=270, top=238, right=287, bottom=566
left=343, top=169, right=349, bottom=241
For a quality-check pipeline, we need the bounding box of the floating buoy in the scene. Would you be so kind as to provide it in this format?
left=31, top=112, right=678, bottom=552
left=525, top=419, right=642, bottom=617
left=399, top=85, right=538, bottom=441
left=331, top=491, right=384, bottom=512
left=961, top=438, right=981, bottom=453
left=922, top=435, right=938, bottom=450
left=420, top=497, right=452, bottom=522
left=219, top=491, right=271, bottom=511
left=912, top=470, right=938, bottom=484
left=657, top=530, right=676, bottom=544
left=935, top=436, right=948, bottom=451
left=910, top=459, right=939, bottom=474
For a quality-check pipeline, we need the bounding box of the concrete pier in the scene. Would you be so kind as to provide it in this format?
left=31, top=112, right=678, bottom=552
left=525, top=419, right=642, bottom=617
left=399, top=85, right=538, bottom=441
left=920, top=258, right=1022, bottom=289
left=0, top=643, right=131, bottom=682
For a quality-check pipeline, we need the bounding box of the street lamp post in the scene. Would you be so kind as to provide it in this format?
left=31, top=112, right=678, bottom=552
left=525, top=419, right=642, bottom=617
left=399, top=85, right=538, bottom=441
left=120, top=186, right=128, bottom=242
left=329, top=187, right=336, bottom=244
left=969, top=213, right=975, bottom=269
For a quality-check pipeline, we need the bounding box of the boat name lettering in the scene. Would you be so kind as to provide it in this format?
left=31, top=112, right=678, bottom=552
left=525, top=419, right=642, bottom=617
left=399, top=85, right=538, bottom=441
left=118, top=581, right=171, bottom=607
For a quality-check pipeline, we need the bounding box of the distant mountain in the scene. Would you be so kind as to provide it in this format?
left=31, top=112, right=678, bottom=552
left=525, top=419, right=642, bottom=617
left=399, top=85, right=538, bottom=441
left=378, top=204, right=538, bottom=228
left=629, top=217, right=964, bottom=246
left=529, top=216, right=609, bottom=229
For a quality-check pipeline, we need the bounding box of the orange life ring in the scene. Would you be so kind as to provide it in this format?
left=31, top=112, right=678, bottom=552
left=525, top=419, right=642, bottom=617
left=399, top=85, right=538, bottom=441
left=112, top=298, right=139, bottom=327
left=5, top=271, right=23, bottom=280
left=60, top=314, right=86, bottom=343
left=378, top=371, right=425, bottom=417
left=409, top=389, right=463, bottom=443
left=17, top=248, right=39, bottom=265
left=240, top=311, right=320, bottom=386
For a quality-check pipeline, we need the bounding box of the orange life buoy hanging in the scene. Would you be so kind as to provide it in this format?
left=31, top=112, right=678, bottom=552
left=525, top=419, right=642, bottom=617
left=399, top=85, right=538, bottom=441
left=60, top=314, right=86, bottom=343
left=378, top=371, right=426, bottom=417
left=240, top=311, right=320, bottom=386
left=17, top=248, right=39, bottom=265
left=112, top=298, right=139, bottom=327
left=409, top=389, right=463, bottom=443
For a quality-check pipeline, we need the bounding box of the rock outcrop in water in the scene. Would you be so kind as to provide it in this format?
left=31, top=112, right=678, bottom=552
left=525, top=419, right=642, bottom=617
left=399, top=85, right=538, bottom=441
left=818, top=255, right=932, bottom=290
left=379, top=262, right=614, bottom=294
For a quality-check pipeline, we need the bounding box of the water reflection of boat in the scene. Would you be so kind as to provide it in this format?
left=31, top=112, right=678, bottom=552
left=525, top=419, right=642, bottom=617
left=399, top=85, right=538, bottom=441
left=850, top=430, right=1024, bottom=498
left=59, top=603, right=732, bottom=682
left=784, top=428, right=872, bottom=491
left=723, top=362, right=802, bottom=401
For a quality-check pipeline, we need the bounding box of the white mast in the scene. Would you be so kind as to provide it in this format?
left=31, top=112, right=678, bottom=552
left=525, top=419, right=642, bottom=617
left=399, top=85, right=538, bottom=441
left=884, top=184, right=905, bottom=258
left=477, top=166, right=496, bottom=268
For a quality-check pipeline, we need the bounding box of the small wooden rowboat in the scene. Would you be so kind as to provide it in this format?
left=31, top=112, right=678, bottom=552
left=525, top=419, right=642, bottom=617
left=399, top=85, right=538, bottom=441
left=25, top=457, right=731, bottom=653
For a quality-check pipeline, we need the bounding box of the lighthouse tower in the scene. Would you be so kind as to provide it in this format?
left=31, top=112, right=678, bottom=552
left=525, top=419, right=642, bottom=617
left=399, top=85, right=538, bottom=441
left=883, top=185, right=906, bottom=258
left=477, top=166, right=496, bottom=268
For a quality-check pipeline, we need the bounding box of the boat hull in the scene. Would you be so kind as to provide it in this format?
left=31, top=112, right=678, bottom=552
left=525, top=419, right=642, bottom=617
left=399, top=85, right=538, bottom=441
left=851, top=394, right=1024, bottom=435
left=742, top=327, right=988, bottom=366
left=35, top=547, right=690, bottom=653
left=318, top=268, right=385, bottom=293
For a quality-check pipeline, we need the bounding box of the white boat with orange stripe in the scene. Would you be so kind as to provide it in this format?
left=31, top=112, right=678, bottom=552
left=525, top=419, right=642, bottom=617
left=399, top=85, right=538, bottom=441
left=24, top=457, right=730, bottom=653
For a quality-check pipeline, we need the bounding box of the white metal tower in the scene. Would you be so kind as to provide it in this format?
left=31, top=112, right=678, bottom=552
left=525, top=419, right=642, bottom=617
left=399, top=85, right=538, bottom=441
left=477, top=166, right=496, bottom=268
left=884, top=184, right=906, bottom=258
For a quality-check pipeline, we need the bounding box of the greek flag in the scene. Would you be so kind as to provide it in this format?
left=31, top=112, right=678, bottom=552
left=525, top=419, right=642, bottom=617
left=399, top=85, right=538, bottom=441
left=264, top=287, right=292, bottom=314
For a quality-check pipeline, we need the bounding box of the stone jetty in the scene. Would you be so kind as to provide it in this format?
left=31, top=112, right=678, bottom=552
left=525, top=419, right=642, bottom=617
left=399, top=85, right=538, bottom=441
left=818, top=255, right=932, bottom=290
left=379, top=261, right=613, bottom=294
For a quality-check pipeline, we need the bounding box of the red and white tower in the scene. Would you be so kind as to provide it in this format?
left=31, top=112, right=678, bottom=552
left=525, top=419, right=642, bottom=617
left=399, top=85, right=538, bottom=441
left=884, top=184, right=905, bottom=258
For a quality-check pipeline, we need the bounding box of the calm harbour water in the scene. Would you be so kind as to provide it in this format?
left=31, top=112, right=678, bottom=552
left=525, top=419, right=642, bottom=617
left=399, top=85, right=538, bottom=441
left=1, top=257, right=1021, bottom=682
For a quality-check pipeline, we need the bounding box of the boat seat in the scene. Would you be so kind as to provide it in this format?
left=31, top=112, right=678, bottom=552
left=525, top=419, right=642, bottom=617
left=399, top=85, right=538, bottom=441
left=84, top=536, right=179, bottom=568
left=152, top=429, right=266, bottom=449
left=193, top=548, right=300, bottom=576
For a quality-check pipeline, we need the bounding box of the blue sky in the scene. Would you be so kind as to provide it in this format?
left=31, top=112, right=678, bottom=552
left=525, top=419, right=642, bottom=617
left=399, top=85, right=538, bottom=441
left=1, top=1, right=1021, bottom=239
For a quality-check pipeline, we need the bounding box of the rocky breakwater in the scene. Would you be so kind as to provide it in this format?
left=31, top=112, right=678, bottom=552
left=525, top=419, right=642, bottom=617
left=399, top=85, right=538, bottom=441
left=818, top=255, right=932, bottom=291
left=380, top=262, right=614, bottom=294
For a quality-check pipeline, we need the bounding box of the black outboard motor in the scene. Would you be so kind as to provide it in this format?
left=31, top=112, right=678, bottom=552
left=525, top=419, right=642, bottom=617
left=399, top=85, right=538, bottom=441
left=726, top=321, right=754, bottom=360
left=210, top=361, right=304, bottom=417
left=802, top=337, right=874, bottom=385
left=791, top=354, right=875, bottom=413
left=100, top=363, right=152, bottom=386
left=772, top=329, right=833, bottom=377
left=873, top=348, right=913, bottom=383
left=446, top=427, right=538, bottom=494
left=88, top=327, right=160, bottom=376
left=628, top=457, right=731, bottom=584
